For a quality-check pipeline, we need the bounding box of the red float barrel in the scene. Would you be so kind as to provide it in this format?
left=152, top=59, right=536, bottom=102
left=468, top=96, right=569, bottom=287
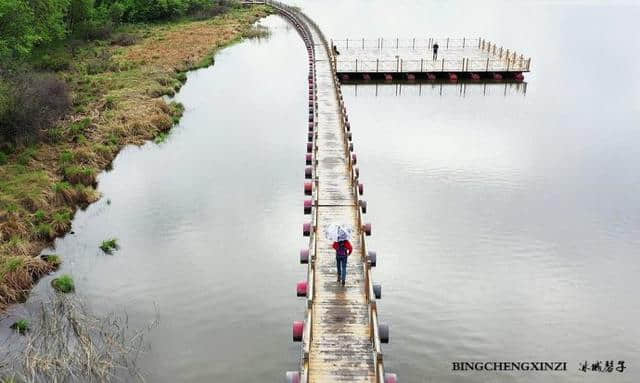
left=303, top=222, right=312, bottom=236
left=299, top=249, right=309, bottom=264
left=379, top=323, right=389, bottom=343
left=292, top=321, right=304, bottom=342
left=368, top=251, right=377, bottom=267
left=384, top=373, right=398, bottom=383
left=359, top=200, right=367, bottom=214
left=296, top=281, right=308, bottom=297
left=286, top=371, right=300, bottom=383
left=303, top=199, right=313, bottom=214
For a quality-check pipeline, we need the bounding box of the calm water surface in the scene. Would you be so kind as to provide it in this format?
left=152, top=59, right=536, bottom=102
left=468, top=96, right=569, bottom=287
left=3, top=1, right=640, bottom=382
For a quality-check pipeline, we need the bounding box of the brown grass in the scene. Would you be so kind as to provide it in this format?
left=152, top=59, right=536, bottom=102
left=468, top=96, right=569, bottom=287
left=0, top=4, right=271, bottom=311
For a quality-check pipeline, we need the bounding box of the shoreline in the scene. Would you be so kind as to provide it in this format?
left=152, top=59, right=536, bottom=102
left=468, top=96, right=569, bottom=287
left=0, top=4, right=271, bottom=312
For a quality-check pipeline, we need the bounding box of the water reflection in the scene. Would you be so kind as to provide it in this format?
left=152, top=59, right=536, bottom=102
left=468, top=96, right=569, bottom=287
left=345, top=81, right=527, bottom=97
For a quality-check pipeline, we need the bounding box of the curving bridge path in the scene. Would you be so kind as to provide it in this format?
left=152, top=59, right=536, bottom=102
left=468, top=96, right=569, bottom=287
left=245, top=2, right=398, bottom=382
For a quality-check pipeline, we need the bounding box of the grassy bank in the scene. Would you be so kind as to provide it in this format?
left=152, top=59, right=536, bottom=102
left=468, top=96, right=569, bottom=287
left=0, top=4, right=271, bottom=311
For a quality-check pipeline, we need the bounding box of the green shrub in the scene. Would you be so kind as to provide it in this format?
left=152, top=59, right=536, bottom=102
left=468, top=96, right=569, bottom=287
left=5, top=257, right=23, bottom=272
left=175, top=72, right=187, bottom=84
left=63, top=165, right=97, bottom=185
left=32, top=51, right=72, bottom=72
left=34, top=209, right=46, bottom=222
left=0, top=73, right=71, bottom=144
left=0, top=152, right=7, bottom=165
left=52, top=274, right=75, bottom=293
left=35, top=222, right=54, bottom=239
left=52, top=209, right=72, bottom=232
left=54, top=181, right=72, bottom=192
left=10, top=319, right=30, bottom=335
left=59, top=150, right=75, bottom=166
left=154, top=132, right=169, bottom=144
left=111, top=33, right=138, bottom=46
left=69, top=118, right=91, bottom=136
left=99, top=238, right=119, bottom=253
left=16, top=147, right=37, bottom=165
left=42, top=254, right=62, bottom=268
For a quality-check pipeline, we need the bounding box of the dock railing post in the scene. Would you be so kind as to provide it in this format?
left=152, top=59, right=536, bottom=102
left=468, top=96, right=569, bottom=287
left=413, top=37, right=415, bottom=50
left=400, top=58, right=403, bottom=72
left=376, top=58, right=379, bottom=72
left=420, top=58, right=423, bottom=72
left=478, top=37, right=481, bottom=48
left=381, top=38, right=383, bottom=48
left=362, top=38, right=364, bottom=49
left=441, top=58, right=444, bottom=71
left=527, top=58, right=531, bottom=71
left=463, top=37, right=465, bottom=48
left=355, top=58, right=358, bottom=72
left=346, top=38, right=349, bottom=49
left=396, top=37, right=399, bottom=49
left=506, top=58, right=510, bottom=71
left=396, top=57, right=399, bottom=72
left=486, top=57, right=490, bottom=71
left=446, top=37, right=449, bottom=49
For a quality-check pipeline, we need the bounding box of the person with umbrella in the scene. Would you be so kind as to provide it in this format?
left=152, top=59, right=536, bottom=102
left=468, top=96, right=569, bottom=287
left=325, top=224, right=354, bottom=286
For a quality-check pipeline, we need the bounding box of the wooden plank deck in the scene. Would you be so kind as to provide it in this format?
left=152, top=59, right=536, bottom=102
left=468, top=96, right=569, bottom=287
left=333, top=37, right=531, bottom=74
left=260, top=2, right=394, bottom=381
left=308, top=26, right=376, bottom=383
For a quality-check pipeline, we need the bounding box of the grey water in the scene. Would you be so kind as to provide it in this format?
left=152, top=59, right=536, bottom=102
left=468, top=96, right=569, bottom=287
left=3, top=1, right=640, bottom=382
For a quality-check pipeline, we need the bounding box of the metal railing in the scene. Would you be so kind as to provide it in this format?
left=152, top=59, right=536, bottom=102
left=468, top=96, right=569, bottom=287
left=332, top=37, right=481, bottom=50
left=264, top=1, right=390, bottom=381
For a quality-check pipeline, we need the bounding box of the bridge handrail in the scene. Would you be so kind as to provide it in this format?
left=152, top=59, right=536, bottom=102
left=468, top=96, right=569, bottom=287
left=262, top=1, right=390, bottom=381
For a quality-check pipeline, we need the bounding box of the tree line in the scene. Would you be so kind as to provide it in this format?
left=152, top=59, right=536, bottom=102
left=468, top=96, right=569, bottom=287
left=1, top=0, right=236, bottom=63
left=0, top=0, right=236, bottom=144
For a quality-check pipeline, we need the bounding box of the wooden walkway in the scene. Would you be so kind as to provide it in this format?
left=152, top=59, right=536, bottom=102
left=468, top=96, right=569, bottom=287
left=332, top=37, right=530, bottom=82
left=258, top=2, right=396, bottom=383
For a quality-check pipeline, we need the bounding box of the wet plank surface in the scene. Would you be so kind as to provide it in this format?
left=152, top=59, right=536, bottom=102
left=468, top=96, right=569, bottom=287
left=334, top=41, right=529, bottom=73
left=307, top=26, right=375, bottom=383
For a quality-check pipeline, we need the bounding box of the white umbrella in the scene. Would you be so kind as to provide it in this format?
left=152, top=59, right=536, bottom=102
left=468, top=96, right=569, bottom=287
left=324, top=224, right=353, bottom=242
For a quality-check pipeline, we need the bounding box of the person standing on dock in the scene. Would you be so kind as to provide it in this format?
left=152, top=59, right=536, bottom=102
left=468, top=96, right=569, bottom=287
left=333, top=239, right=353, bottom=286
left=433, top=42, right=439, bottom=60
